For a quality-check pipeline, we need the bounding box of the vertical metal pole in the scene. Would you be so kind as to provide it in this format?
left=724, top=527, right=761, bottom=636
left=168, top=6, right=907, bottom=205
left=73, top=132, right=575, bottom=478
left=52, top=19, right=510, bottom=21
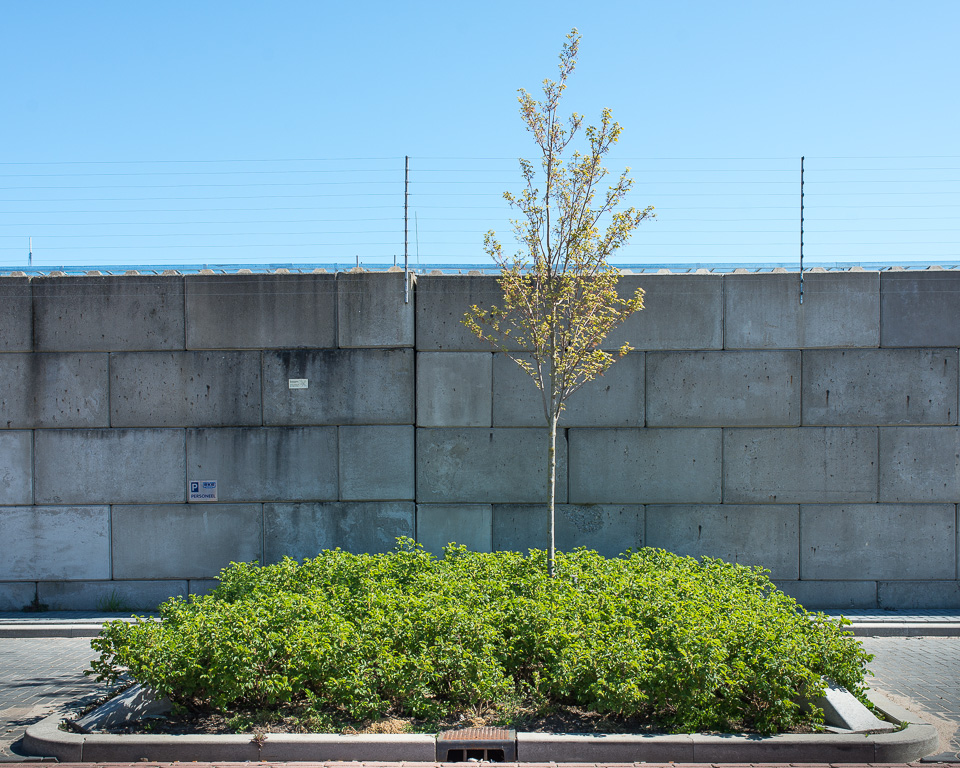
left=28, top=237, right=33, bottom=268
left=799, top=156, right=805, bottom=304
left=404, top=156, right=410, bottom=303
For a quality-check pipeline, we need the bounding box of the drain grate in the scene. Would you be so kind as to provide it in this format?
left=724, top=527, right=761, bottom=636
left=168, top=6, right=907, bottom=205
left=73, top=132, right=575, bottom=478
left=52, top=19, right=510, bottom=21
left=437, top=726, right=517, bottom=762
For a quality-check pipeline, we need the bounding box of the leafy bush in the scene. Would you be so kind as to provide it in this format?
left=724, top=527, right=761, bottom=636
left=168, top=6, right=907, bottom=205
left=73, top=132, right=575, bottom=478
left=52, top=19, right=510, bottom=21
left=89, top=541, right=871, bottom=734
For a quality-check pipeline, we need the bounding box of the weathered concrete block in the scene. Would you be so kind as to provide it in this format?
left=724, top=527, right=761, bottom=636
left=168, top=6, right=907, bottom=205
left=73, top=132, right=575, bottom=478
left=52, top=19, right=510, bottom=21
left=0, top=277, right=32, bottom=351
left=35, top=429, right=185, bottom=504
left=37, top=580, right=187, bottom=611
left=263, top=501, right=415, bottom=561
left=111, top=351, right=261, bottom=427
left=338, top=272, right=414, bottom=348
left=263, top=349, right=414, bottom=425
left=112, top=504, right=262, bottom=579
left=646, top=350, right=800, bottom=427
left=188, top=579, right=219, bottom=597
left=0, top=353, right=109, bottom=428
left=185, top=273, right=336, bottom=349
left=882, top=271, right=960, bottom=347
left=187, top=427, right=338, bottom=502
left=0, top=582, right=37, bottom=611
left=724, top=271, right=880, bottom=349
left=339, top=425, right=414, bottom=500
left=415, top=275, right=512, bottom=351
left=800, top=503, right=955, bottom=580
left=605, top=273, right=723, bottom=351
left=416, top=504, right=492, bottom=556
left=0, top=506, right=110, bottom=580
left=773, top=580, right=878, bottom=609
left=417, top=428, right=568, bottom=503
left=0, top=431, right=32, bottom=505
left=417, top=352, right=492, bottom=427
left=33, top=275, right=184, bottom=351
left=646, top=504, right=799, bottom=579
left=879, top=581, right=960, bottom=609
left=723, top=427, right=878, bottom=503
left=493, top=352, right=644, bottom=427
left=569, top=428, right=721, bottom=504
left=879, top=427, right=960, bottom=502
left=803, top=349, right=958, bottom=426
left=492, top=504, right=644, bottom=556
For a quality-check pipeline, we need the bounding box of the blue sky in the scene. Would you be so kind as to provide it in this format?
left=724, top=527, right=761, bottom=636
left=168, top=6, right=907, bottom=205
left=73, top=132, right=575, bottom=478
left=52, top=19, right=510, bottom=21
left=2, top=1, right=958, bottom=270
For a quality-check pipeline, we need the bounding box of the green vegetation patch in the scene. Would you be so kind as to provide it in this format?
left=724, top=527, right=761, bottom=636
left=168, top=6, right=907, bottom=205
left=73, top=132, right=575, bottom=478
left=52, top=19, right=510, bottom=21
left=89, top=541, right=871, bottom=734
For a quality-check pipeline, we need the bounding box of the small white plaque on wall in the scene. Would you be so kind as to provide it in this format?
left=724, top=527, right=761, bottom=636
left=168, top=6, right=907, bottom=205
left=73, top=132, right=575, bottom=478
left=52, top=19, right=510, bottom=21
left=189, top=480, right=218, bottom=502
left=288, top=378, right=309, bottom=389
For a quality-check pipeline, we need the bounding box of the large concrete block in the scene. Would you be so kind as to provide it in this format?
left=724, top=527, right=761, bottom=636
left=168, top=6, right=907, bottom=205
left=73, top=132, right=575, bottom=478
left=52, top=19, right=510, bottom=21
left=0, top=431, right=32, bottom=505
left=111, top=351, right=261, bottom=427
left=33, top=275, right=184, bottom=351
left=646, top=350, right=800, bottom=427
left=773, top=580, right=878, bottom=609
left=339, top=425, right=414, bottom=500
left=0, top=353, right=108, bottom=428
left=879, top=427, right=960, bottom=502
left=803, top=349, right=958, bottom=426
left=605, top=273, right=723, bottom=351
left=492, top=504, right=644, bottom=556
left=493, top=352, right=644, bottom=427
left=724, top=271, right=880, bottom=349
left=338, top=272, right=414, bottom=348
left=263, top=501, right=415, bottom=561
left=35, top=429, right=185, bottom=504
left=416, top=504, right=492, bottom=556
left=881, top=271, right=960, bottom=347
left=879, top=581, right=960, bottom=609
left=37, top=580, right=187, bottom=611
left=416, top=275, right=511, bottom=351
left=723, top=427, right=878, bottom=503
left=0, top=277, right=32, bottom=351
left=263, top=349, right=414, bottom=425
left=187, top=427, right=338, bottom=502
left=646, top=504, right=799, bottom=579
left=0, top=582, right=37, bottom=611
left=417, top=352, right=492, bottom=427
left=800, top=503, right=955, bottom=580
left=185, top=273, right=336, bottom=349
left=0, top=506, right=110, bottom=580
left=417, top=428, right=568, bottom=503
left=112, top=504, right=262, bottom=579
left=569, top=428, right=721, bottom=504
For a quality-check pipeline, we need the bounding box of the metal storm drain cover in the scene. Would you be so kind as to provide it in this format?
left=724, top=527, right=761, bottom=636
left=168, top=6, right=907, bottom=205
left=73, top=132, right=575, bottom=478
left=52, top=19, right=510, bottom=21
left=437, top=726, right=517, bottom=762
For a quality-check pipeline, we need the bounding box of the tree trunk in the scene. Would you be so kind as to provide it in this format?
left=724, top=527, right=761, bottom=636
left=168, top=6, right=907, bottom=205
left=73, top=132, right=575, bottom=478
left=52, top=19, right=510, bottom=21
left=547, top=413, right=557, bottom=578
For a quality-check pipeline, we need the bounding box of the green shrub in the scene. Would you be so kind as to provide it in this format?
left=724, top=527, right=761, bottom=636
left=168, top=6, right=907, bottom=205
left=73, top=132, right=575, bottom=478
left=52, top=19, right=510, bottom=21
left=89, top=541, right=871, bottom=734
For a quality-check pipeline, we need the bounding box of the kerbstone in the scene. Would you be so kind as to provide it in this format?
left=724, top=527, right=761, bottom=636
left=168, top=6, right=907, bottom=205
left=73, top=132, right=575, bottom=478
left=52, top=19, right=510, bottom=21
left=0, top=277, right=32, bottom=351
left=773, top=580, right=878, bottom=609
left=879, top=581, right=960, bottom=609
left=112, top=504, right=262, bottom=579
left=111, top=351, right=261, bottom=427
left=803, top=348, right=958, bottom=425
left=879, top=426, right=960, bottom=502
left=724, top=271, right=880, bottom=349
left=0, top=353, right=109, bottom=428
left=569, top=428, right=721, bottom=504
left=185, top=273, right=336, bottom=349
left=338, top=272, right=414, bottom=347
left=417, top=352, right=492, bottom=427
left=416, top=428, right=568, bottom=503
left=493, top=352, right=644, bottom=427
left=0, top=431, right=32, bottom=505
left=263, top=501, right=415, bottom=561
left=0, top=506, right=110, bottom=580
left=187, top=427, right=338, bottom=502
left=33, top=275, right=184, bottom=351
left=723, top=427, right=878, bottom=503
left=0, top=582, right=37, bottom=611
left=339, top=425, right=414, bottom=500
left=646, top=350, right=800, bottom=427
left=492, top=504, right=644, bottom=556
left=37, top=580, right=187, bottom=611
left=416, top=504, right=493, bottom=555
left=646, top=504, right=799, bottom=579
left=415, top=275, right=511, bottom=351
left=881, top=271, right=960, bottom=347
left=800, top=503, right=955, bottom=580
left=263, top=349, right=414, bottom=425
left=35, top=428, right=185, bottom=504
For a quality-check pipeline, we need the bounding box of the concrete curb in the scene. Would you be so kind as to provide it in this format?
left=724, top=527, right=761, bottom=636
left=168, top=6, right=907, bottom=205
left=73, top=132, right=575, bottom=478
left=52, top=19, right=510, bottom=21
left=21, top=691, right=939, bottom=763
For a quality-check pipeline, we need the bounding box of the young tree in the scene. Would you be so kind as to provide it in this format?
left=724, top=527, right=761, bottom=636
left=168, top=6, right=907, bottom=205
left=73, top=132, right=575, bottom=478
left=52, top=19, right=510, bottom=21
left=462, top=28, right=653, bottom=577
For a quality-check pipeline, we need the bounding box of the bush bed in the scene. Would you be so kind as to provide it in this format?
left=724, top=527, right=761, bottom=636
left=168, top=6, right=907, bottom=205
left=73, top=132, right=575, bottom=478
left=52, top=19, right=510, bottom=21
left=89, top=541, right=871, bottom=734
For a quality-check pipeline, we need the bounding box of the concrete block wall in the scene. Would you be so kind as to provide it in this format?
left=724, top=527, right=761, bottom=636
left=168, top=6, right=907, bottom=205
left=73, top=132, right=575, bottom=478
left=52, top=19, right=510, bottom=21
left=1, top=269, right=959, bottom=609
